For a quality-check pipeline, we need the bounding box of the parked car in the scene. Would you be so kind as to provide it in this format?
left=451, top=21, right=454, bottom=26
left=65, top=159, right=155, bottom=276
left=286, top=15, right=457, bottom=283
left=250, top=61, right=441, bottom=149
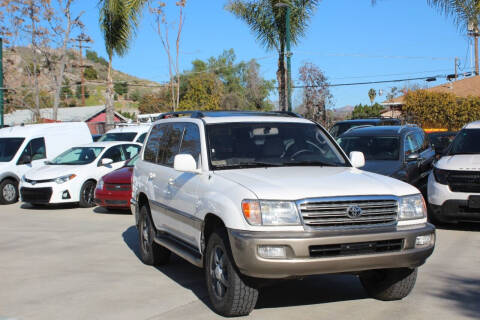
left=0, top=122, right=92, bottom=204
left=95, top=155, right=138, bottom=211
left=329, top=118, right=401, bottom=138
left=132, top=111, right=435, bottom=317
left=428, top=121, right=480, bottom=224
left=427, top=131, right=457, bottom=158
left=98, top=124, right=150, bottom=143
left=337, top=125, right=435, bottom=195
left=20, top=141, right=141, bottom=207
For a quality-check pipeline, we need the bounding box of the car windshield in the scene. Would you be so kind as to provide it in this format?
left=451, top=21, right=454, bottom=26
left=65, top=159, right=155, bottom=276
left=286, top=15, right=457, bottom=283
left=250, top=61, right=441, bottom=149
left=449, top=129, right=480, bottom=155
left=206, top=122, right=347, bottom=170
left=0, top=137, right=25, bottom=162
left=98, top=132, right=137, bottom=142
left=50, top=147, right=104, bottom=165
left=338, top=136, right=400, bottom=161
left=330, top=122, right=374, bottom=137
left=125, top=154, right=138, bottom=167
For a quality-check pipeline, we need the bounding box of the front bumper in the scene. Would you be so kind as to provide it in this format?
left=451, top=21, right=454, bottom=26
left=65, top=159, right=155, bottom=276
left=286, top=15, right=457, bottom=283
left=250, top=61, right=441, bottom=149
left=430, top=201, right=480, bottom=222
left=94, top=188, right=131, bottom=209
left=20, top=180, right=80, bottom=204
left=228, top=224, right=435, bottom=279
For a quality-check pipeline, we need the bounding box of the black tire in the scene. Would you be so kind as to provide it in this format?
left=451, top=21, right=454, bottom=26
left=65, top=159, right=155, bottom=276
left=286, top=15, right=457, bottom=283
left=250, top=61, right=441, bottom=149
left=138, top=205, right=170, bottom=266
left=79, top=180, right=97, bottom=208
left=360, top=268, right=418, bottom=301
left=0, top=179, right=19, bottom=205
left=205, top=229, right=259, bottom=317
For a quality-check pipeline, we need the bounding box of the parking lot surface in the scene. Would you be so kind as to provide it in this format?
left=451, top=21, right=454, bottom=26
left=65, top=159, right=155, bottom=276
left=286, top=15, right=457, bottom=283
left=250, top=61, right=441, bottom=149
left=1, top=203, right=479, bottom=320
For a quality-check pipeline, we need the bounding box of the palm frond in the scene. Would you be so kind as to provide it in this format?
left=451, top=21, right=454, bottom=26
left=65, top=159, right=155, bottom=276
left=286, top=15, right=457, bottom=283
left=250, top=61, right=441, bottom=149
left=427, top=0, right=480, bottom=31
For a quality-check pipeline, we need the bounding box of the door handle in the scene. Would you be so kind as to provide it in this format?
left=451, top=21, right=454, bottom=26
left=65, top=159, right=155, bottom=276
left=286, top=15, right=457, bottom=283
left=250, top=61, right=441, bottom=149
left=148, top=172, right=156, bottom=180
left=168, top=178, right=175, bottom=185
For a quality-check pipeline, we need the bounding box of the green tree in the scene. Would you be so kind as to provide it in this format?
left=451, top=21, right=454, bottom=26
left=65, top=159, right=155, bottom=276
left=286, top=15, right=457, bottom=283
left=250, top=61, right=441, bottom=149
left=114, top=81, right=128, bottom=95
left=83, top=66, right=98, bottom=80
left=99, top=0, right=139, bottom=129
left=427, top=0, right=479, bottom=75
left=226, top=0, right=320, bottom=111
left=368, top=88, right=376, bottom=105
left=179, top=73, right=224, bottom=110
left=351, top=103, right=384, bottom=119
left=138, top=90, right=172, bottom=114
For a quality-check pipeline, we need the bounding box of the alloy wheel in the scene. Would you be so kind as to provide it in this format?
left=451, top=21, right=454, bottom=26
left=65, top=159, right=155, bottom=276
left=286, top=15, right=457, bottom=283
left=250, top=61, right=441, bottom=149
left=3, top=183, right=16, bottom=203
left=210, top=245, right=229, bottom=299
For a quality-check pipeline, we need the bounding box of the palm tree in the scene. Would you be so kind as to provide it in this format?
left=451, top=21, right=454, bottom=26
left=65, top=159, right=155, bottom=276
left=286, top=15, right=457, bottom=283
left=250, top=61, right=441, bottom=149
left=427, top=0, right=479, bottom=75
left=368, top=88, right=376, bottom=104
left=99, top=0, right=140, bottom=129
left=226, top=0, right=319, bottom=111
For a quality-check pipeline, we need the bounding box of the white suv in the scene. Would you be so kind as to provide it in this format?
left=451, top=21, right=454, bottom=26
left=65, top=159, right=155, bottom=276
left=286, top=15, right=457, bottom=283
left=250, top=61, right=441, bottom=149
left=428, top=120, right=480, bottom=223
left=132, top=111, right=435, bottom=317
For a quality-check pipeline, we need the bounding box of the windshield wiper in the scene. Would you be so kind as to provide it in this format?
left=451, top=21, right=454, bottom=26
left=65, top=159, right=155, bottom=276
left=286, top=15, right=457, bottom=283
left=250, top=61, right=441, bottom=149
left=215, top=162, right=283, bottom=169
left=282, top=160, right=341, bottom=167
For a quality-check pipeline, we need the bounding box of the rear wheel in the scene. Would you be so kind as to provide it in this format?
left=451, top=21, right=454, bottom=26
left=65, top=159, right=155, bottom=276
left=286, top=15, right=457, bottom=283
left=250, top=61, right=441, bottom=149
left=79, top=181, right=96, bottom=208
left=138, top=205, right=170, bottom=266
left=360, top=268, right=418, bottom=301
left=205, top=229, right=259, bottom=317
left=0, top=179, right=19, bottom=204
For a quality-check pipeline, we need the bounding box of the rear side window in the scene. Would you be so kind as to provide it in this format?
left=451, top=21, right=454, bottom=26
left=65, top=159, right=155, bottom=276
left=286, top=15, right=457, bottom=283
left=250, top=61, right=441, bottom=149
left=144, top=125, right=166, bottom=163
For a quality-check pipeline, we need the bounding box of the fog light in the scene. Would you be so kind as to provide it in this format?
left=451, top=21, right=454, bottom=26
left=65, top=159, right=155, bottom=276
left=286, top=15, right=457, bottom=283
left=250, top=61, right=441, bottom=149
left=415, top=234, right=434, bottom=248
left=62, top=190, right=71, bottom=199
left=258, top=245, right=287, bottom=259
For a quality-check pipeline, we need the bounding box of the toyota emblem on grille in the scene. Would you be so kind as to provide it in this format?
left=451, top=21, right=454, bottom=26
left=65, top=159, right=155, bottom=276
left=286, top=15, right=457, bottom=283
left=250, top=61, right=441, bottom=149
left=346, top=205, right=362, bottom=218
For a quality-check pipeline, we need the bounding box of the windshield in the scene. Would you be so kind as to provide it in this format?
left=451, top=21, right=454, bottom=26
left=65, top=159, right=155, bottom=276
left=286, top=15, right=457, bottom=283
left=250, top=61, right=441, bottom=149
left=98, top=132, right=137, bottom=142
left=449, top=129, right=480, bottom=155
left=50, top=147, right=104, bottom=165
left=206, top=122, right=347, bottom=170
left=330, top=122, right=374, bottom=137
left=125, top=154, right=139, bottom=167
left=0, top=137, right=25, bottom=162
left=338, top=136, right=400, bottom=161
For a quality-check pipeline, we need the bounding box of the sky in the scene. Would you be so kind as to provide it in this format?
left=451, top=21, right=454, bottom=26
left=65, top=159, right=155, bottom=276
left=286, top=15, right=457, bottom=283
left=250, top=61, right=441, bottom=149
left=70, top=0, right=476, bottom=110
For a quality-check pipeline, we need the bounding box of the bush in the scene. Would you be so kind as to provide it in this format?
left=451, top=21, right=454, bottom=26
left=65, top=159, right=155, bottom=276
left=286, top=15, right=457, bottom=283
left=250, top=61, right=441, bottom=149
left=351, top=103, right=384, bottom=119
left=85, top=50, right=109, bottom=67
left=83, top=66, right=97, bottom=80
left=114, top=82, right=128, bottom=96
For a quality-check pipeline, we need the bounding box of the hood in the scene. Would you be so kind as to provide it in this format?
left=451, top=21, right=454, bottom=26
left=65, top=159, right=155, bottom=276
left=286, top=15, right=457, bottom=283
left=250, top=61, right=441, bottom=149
left=24, top=165, right=82, bottom=180
left=215, top=166, right=418, bottom=200
left=361, top=160, right=402, bottom=177
left=436, top=154, right=480, bottom=171
left=102, top=166, right=133, bottom=184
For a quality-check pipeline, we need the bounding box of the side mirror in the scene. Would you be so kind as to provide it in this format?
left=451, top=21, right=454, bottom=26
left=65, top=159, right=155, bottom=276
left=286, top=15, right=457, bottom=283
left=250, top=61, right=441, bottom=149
left=100, top=158, right=114, bottom=166
left=174, top=154, right=200, bottom=173
left=349, top=151, right=365, bottom=168
left=406, top=153, right=421, bottom=162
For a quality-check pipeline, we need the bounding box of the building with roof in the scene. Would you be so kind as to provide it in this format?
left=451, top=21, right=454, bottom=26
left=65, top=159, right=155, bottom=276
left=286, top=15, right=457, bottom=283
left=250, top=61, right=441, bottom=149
left=4, top=105, right=128, bottom=134
left=381, top=76, right=480, bottom=118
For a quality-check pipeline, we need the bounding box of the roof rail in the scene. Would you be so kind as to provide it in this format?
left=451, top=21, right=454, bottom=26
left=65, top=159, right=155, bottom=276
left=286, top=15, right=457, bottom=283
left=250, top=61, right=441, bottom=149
left=343, top=124, right=374, bottom=135
left=155, top=110, right=303, bottom=120
left=272, top=111, right=303, bottom=118
left=156, top=111, right=204, bottom=120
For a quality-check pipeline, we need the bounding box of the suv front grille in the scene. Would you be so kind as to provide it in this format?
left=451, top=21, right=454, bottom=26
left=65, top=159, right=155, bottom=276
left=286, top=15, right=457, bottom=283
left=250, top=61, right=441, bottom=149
left=298, top=198, right=398, bottom=228
left=309, top=239, right=403, bottom=257
left=447, top=171, right=480, bottom=193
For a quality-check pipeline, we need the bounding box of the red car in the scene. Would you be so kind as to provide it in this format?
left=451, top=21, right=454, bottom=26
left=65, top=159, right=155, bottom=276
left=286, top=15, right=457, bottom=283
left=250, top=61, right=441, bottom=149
left=95, top=156, right=137, bottom=211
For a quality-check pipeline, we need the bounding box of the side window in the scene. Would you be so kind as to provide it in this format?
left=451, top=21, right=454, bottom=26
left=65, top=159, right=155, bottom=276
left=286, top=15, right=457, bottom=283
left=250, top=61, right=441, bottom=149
left=144, top=125, right=164, bottom=163
left=180, top=123, right=201, bottom=163
left=122, top=144, right=141, bottom=160
left=161, top=123, right=184, bottom=167
left=102, top=145, right=125, bottom=163
left=404, top=134, right=421, bottom=156
left=136, top=132, right=147, bottom=143
left=31, top=138, right=46, bottom=160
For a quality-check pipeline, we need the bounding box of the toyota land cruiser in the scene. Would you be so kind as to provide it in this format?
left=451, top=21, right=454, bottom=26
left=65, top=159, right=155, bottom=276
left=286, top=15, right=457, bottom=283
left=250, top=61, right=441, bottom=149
left=131, top=111, right=435, bottom=316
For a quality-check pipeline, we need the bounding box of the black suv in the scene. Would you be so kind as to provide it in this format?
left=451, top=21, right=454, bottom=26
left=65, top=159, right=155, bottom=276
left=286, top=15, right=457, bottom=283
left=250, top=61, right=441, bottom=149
left=330, top=118, right=401, bottom=138
left=337, top=125, right=435, bottom=195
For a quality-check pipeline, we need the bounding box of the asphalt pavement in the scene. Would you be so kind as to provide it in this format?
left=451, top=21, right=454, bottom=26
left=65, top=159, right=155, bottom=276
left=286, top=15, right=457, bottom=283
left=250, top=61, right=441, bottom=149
left=0, top=203, right=479, bottom=320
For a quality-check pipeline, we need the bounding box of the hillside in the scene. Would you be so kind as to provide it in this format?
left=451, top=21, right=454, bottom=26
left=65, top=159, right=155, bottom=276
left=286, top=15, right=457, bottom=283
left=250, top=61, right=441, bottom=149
left=3, top=46, right=162, bottom=115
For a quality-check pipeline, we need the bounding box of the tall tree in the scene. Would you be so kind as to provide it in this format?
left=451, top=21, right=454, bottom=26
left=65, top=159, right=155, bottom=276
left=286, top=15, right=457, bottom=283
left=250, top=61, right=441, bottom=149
left=368, top=88, right=376, bottom=104
left=99, top=0, right=139, bottom=130
left=226, top=0, right=319, bottom=111
left=427, top=0, right=480, bottom=75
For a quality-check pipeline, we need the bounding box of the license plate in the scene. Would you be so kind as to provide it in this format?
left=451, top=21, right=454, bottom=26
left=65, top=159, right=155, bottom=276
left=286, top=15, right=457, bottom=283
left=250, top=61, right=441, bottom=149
left=468, top=196, right=480, bottom=209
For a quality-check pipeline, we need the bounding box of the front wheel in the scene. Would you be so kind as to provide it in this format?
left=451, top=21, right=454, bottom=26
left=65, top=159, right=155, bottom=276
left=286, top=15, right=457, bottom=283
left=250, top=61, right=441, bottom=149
left=360, top=268, right=418, bottom=301
left=79, top=180, right=96, bottom=208
left=0, top=179, right=19, bottom=204
left=205, top=229, right=259, bottom=317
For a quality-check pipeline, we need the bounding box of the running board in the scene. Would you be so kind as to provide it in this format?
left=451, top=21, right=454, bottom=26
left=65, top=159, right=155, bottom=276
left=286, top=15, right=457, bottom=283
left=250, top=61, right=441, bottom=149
left=154, top=232, right=203, bottom=268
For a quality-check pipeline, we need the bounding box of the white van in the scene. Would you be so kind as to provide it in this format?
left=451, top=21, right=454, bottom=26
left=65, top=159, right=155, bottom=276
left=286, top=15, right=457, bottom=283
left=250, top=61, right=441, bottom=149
left=0, top=122, right=92, bottom=204
left=98, top=124, right=150, bottom=144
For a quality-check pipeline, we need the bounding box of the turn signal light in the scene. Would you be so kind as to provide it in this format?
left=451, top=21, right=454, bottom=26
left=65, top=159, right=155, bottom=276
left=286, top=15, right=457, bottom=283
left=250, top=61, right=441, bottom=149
left=241, top=200, right=261, bottom=225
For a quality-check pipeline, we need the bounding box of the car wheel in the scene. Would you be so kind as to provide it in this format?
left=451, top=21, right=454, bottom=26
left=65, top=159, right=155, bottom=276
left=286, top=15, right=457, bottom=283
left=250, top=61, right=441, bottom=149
left=79, top=181, right=97, bottom=208
left=360, top=268, right=417, bottom=301
left=205, top=229, right=259, bottom=317
left=138, top=205, right=170, bottom=266
left=0, top=179, right=19, bottom=204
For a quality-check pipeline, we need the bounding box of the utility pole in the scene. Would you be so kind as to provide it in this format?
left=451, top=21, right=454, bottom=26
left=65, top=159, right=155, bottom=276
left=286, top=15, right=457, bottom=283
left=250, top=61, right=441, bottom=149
left=0, top=37, right=4, bottom=128
left=285, top=5, right=292, bottom=112
left=73, top=33, right=92, bottom=106
left=455, top=57, right=458, bottom=79
left=468, top=22, right=479, bottom=76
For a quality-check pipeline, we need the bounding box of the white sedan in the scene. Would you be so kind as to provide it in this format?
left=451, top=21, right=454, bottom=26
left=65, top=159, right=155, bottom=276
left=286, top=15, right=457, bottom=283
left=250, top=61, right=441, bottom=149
left=20, top=141, right=142, bottom=207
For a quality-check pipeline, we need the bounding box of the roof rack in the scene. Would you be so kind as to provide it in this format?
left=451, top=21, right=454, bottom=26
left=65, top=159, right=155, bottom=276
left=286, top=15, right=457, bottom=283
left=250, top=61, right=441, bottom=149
left=343, top=124, right=375, bottom=135
left=156, top=110, right=303, bottom=120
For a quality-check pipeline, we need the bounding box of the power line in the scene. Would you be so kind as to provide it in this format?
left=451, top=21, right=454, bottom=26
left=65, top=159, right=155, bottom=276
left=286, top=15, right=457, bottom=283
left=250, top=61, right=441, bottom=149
left=293, top=51, right=455, bottom=61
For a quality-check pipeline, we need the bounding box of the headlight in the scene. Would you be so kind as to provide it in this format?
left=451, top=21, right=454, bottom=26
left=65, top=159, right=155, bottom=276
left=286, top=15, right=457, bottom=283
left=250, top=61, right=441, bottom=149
left=241, top=200, right=301, bottom=226
left=433, top=168, right=448, bottom=185
left=96, top=179, right=104, bottom=190
left=398, top=194, right=427, bottom=220
left=54, top=174, right=76, bottom=184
